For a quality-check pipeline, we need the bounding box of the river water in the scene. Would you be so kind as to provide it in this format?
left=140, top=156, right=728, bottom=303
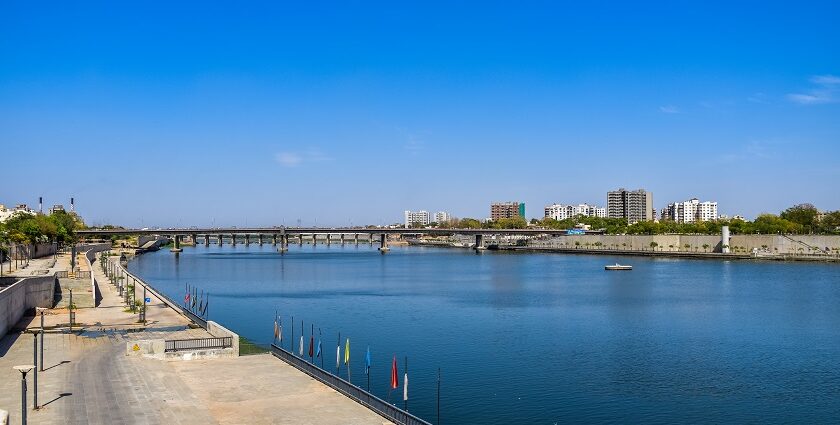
left=128, top=244, right=840, bottom=424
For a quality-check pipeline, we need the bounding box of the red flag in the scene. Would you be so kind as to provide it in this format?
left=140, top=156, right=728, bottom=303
left=391, top=355, right=399, bottom=389
left=308, top=335, right=314, bottom=357
left=184, top=293, right=190, bottom=304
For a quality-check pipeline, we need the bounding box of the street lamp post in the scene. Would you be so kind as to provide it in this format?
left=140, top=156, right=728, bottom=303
left=13, top=365, right=35, bottom=425
left=31, top=331, right=40, bottom=409
left=39, top=311, right=44, bottom=371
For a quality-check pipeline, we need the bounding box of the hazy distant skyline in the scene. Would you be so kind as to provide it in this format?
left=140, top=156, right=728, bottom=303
left=2, top=2, right=839, bottom=227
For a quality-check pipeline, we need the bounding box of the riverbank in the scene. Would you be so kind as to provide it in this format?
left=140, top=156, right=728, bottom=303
left=408, top=234, right=840, bottom=263
left=0, top=248, right=395, bottom=425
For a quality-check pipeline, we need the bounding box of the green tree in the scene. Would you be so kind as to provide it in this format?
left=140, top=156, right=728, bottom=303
left=780, top=204, right=819, bottom=232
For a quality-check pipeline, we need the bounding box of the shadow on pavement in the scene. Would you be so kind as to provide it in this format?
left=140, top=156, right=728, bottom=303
left=0, top=332, right=21, bottom=356
left=41, top=392, right=72, bottom=408
left=43, top=360, right=71, bottom=371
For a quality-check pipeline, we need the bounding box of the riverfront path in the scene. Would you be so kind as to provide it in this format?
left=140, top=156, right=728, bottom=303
left=0, top=251, right=391, bottom=424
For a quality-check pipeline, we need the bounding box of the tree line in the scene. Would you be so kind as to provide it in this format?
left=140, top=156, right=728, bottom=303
left=0, top=210, right=86, bottom=245
left=418, top=204, right=840, bottom=235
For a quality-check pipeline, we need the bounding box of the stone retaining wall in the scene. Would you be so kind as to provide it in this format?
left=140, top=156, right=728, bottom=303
left=0, top=275, right=56, bottom=339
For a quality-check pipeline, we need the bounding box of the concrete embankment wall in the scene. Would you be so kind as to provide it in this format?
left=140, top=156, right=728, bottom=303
left=83, top=243, right=111, bottom=307
left=0, top=275, right=57, bottom=339
left=532, top=234, right=840, bottom=254
left=2, top=243, right=57, bottom=261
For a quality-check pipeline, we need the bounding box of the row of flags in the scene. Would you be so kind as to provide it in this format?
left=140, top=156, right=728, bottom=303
left=273, top=313, right=409, bottom=405
left=184, top=283, right=208, bottom=318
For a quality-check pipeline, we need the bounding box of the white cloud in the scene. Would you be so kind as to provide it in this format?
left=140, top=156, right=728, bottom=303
left=810, top=75, right=840, bottom=86
left=275, top=148, right=332, bottom=167
left=275, top=152, right=303, bottom=167
left=787, top=74, right=840, bottom=105
left=659, top=105, right=680, bottom=114
left=404, top=137, right=425, bottom=155
left=786, top=93, right=833, bottom=105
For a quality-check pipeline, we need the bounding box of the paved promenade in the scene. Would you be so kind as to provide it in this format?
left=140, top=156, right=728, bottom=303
left=0, top=251, right=390, bottom=424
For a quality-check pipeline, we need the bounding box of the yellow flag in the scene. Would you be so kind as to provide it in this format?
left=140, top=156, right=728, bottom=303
left=344, top=338, right=350, bottom=364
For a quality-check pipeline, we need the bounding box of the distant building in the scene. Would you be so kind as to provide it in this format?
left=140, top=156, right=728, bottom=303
left=49, top=204, right=65, bottom=214
left=607, top=188, right=653, bottom=224
left=0, top=203, right=36, bottom=222
left=544, top=203, right=606, bottom=220
left=404, top=210, right=431, bottom=228
left=662, top=198, right=718, bottom=223
left=434, top=211, right=451, bottom=224
left=491, top=202, right=525, bottom=220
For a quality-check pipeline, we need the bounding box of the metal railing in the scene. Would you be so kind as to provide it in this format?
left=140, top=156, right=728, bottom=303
left=111, top=259, right=208, bottom=329
left=165, top=337, right=232, bottom=352
left=269, top=344, right=431, bottom=425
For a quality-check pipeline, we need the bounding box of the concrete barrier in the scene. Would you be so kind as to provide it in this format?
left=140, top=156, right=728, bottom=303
left=82, top=243, right=111, bottom=307
left=207, top=320, right=240, bottom=356
left=0, top=275, right=56, bottom=339
left=0, top=408, right=8, bottom=425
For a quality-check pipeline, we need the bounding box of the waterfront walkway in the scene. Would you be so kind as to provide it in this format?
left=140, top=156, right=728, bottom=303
left=0, top=251, right=390, bottom=424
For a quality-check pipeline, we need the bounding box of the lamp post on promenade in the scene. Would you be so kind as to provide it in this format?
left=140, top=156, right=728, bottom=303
left=30, top=330, right=40, bottom=409
left=13, top=365, right=35, bottom=425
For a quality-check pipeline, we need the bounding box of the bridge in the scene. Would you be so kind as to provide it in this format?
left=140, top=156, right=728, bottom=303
left=76, top=227, right=586, bottom=254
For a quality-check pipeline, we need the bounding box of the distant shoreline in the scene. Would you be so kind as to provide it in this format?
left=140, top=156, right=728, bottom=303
left=407, top=240, right=840, bottom=263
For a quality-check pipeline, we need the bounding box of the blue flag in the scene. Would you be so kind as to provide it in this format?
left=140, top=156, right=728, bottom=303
left=316, top=339, right=322, bottom=358
left=365, top=346, right=371, bottom=375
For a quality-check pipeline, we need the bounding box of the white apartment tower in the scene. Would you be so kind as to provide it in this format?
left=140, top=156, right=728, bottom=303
left=434, top=211, right=451, bottom=224
left=663, top=198, right=718, bottom=223
left=544, top=203, right=606, bottom=221
left=607, top=188, right=653, bottom=224
left=404, top=210, right=431, bottom=228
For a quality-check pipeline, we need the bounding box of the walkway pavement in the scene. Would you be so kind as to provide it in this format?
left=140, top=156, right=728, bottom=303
left=0, top=250, right=391, bottom=424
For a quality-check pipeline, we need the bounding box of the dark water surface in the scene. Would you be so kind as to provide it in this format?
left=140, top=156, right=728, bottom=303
left=129, top=245, right=840, bottom=424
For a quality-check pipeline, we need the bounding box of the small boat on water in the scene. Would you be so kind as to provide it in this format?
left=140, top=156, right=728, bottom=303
left=605, top=263, right=632, bottom=271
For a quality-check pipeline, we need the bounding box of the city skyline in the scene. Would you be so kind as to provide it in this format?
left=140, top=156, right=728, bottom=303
left=2, top=2, right=838, bottom=227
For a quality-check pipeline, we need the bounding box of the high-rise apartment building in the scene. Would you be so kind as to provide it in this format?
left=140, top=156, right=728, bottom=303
left=434, top=211, right=451, bottom=224
left=404, top=210, right=431, bottom=228
left=544, top=203, right=606, bottom=220
left=662, top=198, right=718, bottom=223
left=607, top=188, right=653, bottom=224
left=490, top=202, right=525, bottom=220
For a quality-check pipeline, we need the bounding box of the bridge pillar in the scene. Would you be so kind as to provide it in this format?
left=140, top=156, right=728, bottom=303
left=170, top=235, right=183, bottom=253
left=204, top=235, right=210, bottom=246
left=231, top=234, right=236, bottom=246
left=245, top=234, right=250, bottom=246
left=298, top=234, right=303, bottom=245
left=258, top=234, right=263, bottom=245
left=327, top=234, right=331, bottom=245
left=279, top=234, right=289, bottom=253
left=313, top=234, right=317, bottom=246
left=369, top=233, right=374, bottom=245
left=354, top=234, right=359, bottom=244
left=272, top=234, right=278, bottom=246
left=474, top=234, right=486, bottom=253
left=340, top=234, right=345, bottom=245
left=378, top=233, right=389, bottom=254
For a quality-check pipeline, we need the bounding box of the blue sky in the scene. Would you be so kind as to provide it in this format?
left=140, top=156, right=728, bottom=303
left=2, top=1, right=839, bottom=227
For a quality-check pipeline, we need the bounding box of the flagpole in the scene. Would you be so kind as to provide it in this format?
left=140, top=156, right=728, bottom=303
left=437, top=368, right=441, bottom=425
left=319, top=328, right=324, bottom=369
left=291, top=315, right=295, bottom=354
left=300, top=319, right=303, bottom=357
left=336, top=331, right=341, bottom=375
left=404, top=356, right=408, bottom=411
left=310, top=323, right=314, bottom=364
